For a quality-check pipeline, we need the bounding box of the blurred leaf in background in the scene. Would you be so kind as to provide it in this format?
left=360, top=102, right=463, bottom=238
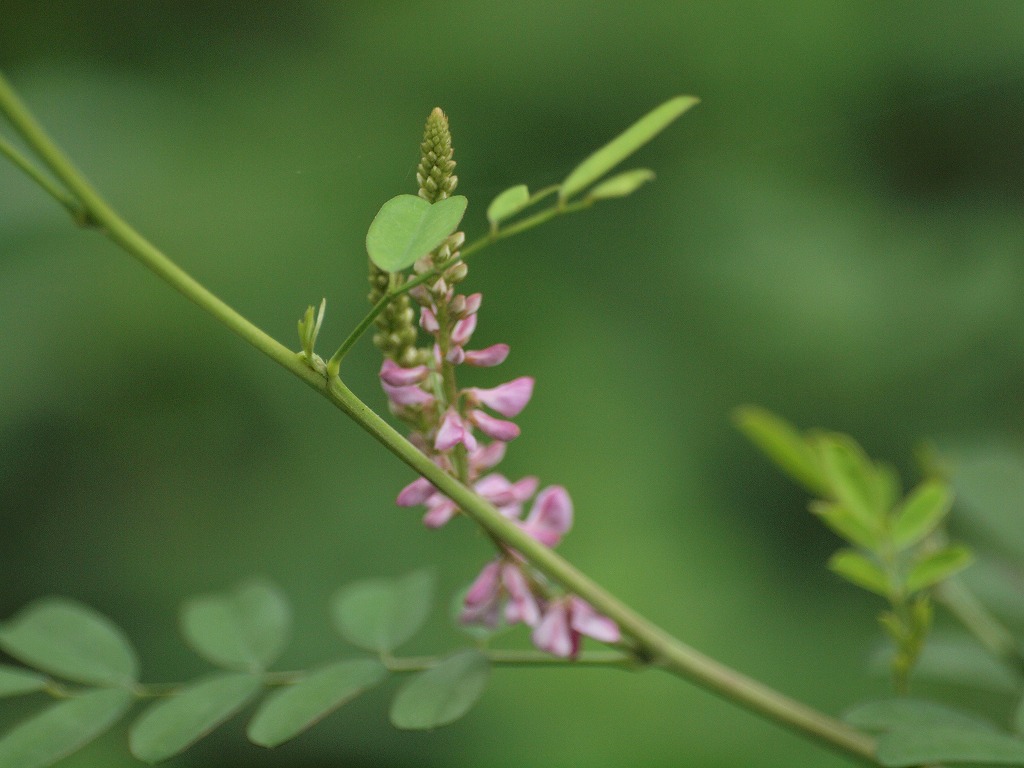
left=3, top=2, right=1024, bottom=766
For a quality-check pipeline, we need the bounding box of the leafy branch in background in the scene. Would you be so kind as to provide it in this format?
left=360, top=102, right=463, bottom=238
left=734, top=406, right=971, bottom=691
left=7, top=68, right=1024, bottom=768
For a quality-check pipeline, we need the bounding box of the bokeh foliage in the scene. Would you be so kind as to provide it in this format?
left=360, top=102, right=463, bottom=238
left=2, top=3, right=1024, bottom=766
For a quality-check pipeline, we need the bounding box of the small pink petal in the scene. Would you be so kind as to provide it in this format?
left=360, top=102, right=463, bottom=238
left=522, top=486, right=573, bottom=546
left=469, top=441, right=506, bottom=471
left=435, top=410, right=478, bottom=452
left=568, top=597, right=621, bottom=643
left=467, top=377, right=534, bottom=417
left=380, top=359, right=429, bottom=386
left=532, top=601, right=575, bottom=658
left=464, top=293, right=482, bottom=315
left=422, top=497, right=458, bottom=527
left=471, top=410, right=520, bottom=442
left=445, top=345, right=466, bottom=365
left=464, top=344, right=510, bottom=367
left=502, top=565, right=540, bottom=626
left=451, top=314, right=478, bottom=346
left=396, top=477, right=436, bottom=506
left=420, top=307, right=440, bottom=333
left=382, top=382, right=434, bottom=407
left=464, top=561, right=501, bottom=607
left=474, top=473, right=513, bottom=500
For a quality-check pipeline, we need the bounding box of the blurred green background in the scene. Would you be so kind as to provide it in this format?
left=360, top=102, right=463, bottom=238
left=3, top=2, right=1024, bottom=766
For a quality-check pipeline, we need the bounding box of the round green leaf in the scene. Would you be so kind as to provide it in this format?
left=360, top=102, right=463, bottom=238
left=180, top=580, right=290, bottom=673
left=0, top=666, right=47, bottom=698
left=366, top=194, right=468, bottom=272
left=0, top=599, right=138, bottom=687
left=559, top=95, right=698, bottom=200
left=389, top=650, right=489, bottom=730
left=0, top=688, right=132, bottom=768
left=331, top=570, right=434, bottom=653
left=129, top=673, right=261, bottom=763
left=485, top=185, right=530, bottom=228
left=877, top=725, right=1024, bottom=767
left=585, top=168, right=655, bottom=200
left=247, top=659, right=387, bottom=747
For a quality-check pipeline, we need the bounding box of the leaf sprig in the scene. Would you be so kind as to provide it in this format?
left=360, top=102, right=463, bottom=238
left=733, top=406, right=971, bottom=691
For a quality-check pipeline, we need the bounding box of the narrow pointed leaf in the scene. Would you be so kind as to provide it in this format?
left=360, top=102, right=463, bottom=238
left=390, top=650, right=489, bottom=730
left=331, top=570, right=434, bottom=653
left=876, top=725, right=1024, bottom=766
left=732, top=406, right=827, bottom=494
left=810, top=501, right=880, bottom=550
left=180, top=580, right=290, bottom=673
left=906, top=545, right=973, bottom=593
left=828, top=549, right=891, bottom=597
left=366, top=194, right=467, bottom=272
left=247, top=659, right=387, bottom=747
left=560, top=95, right=698, bottom=200
left=0, top=666, right=47, bottom=697
left=890, top=481, right=952, bottom=550
left=815, top=434, right=886, bottom=527
left=585, top=168, right=655, bottom=200
left=0, top=599, right=138, bottom=687
left=486, top=185, right=530, bottom=228
left=0, top=688, right=132, bottom=768
left=129, top=673, right=261, bottom=763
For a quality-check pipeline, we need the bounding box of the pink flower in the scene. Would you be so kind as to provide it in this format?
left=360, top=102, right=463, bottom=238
left=382, top=382, right=435, bottom=408
left=435, top=409, right=477, bottom=452
left=520, top=486, right=573, bottom=547
left=464, top=344, right=509, bottom=367
left=470, top=410, right=521, bottom=442
left=461, top=559, right=541, bottom=628
left=420, top=306, right=440, bottom=333
left=451, top=313, right=478, bottom=346
left=466, top=377, right=534, bottom=418
left=379, top=359, right=428, bottom=387
left=396, top=477, right=436, bottom=506
left=532, top=596, right=620, bottom=658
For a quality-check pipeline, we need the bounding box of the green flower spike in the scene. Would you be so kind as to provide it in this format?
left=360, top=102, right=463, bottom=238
left=417, top=107, right=458, bottom=204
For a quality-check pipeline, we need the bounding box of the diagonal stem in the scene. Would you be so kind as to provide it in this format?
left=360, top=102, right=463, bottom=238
left=0, top=70, right=878, bottom=766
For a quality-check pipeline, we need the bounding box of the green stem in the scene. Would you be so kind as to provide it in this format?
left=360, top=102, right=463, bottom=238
left=0, top=72, right=877, bottom=766
left=937, top=578, right=1024, bottom=675
left=0, top=133, right=86, bottom=221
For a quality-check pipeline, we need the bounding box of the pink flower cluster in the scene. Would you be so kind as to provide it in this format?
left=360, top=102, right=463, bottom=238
left=380, top=279, right=620, bottom=658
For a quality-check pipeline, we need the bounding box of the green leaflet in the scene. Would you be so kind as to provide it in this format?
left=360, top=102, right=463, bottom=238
left=180, top=580, right=291, bottom=673
left=331, top=570, right=434, bottom=654
left=129, top=673, right=262, bottom=763
left=389, top=650, right=490, bottom=730
left=486, top=184, right=530, bottom=228
left=0, top=689, right=132, bottom=768
left=0, top=599, right=138, bottom=688
left=247, top=659, right=387, bottom=747
left=366, top=194, right=467, bottom=271
left=560, top=95, right=698, bottom=200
